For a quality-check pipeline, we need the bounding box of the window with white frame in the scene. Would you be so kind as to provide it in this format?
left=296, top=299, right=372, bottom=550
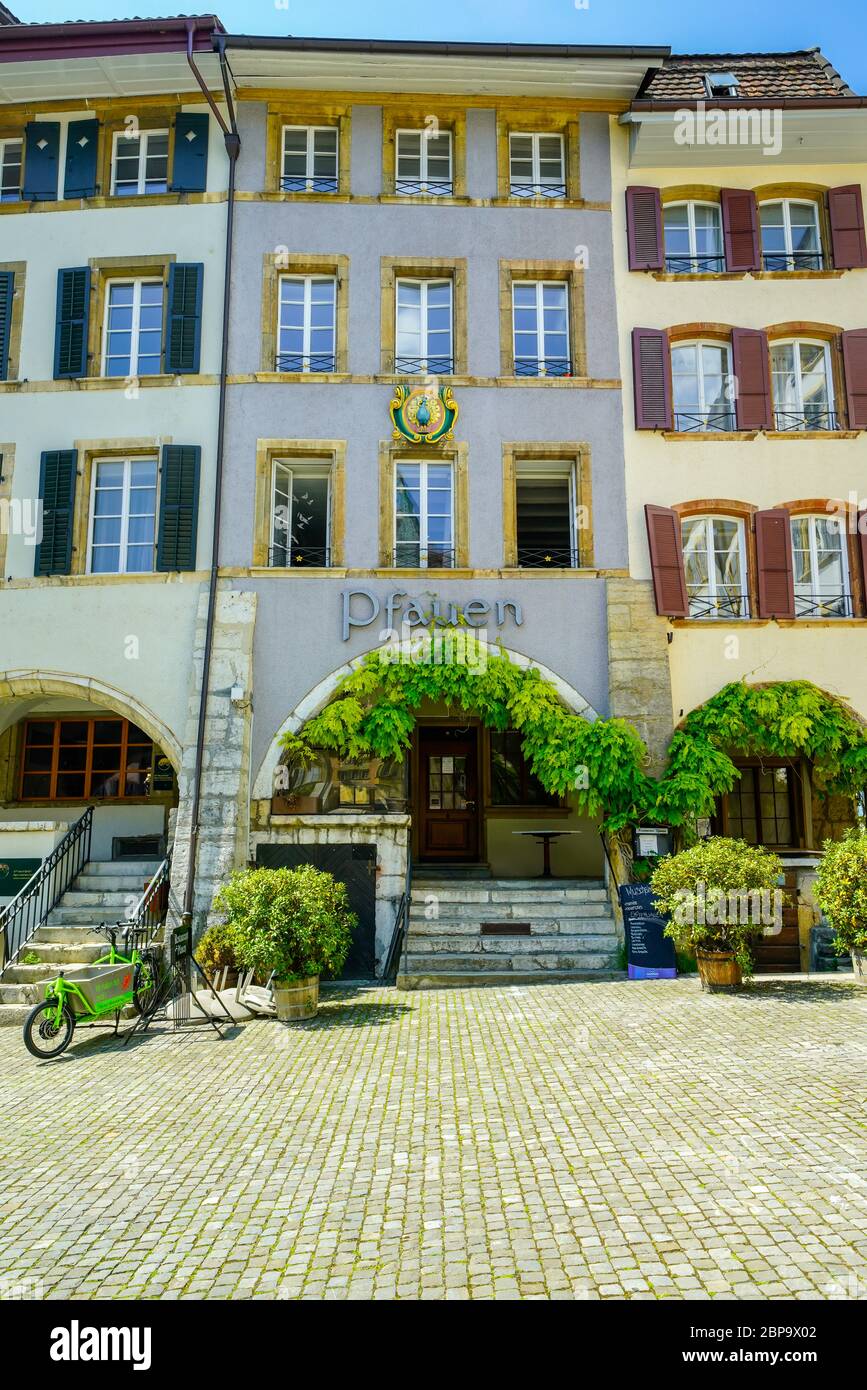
left=515, top=460, right=578, bottom=568
left=681, top=515, right=749, bottom=619
left=508, top=133, right=566, bottom=199
left=277, top=276, right=336, bottom=372
left=791, top=514, right=851, bottom=618
left=759, top=199, right=823, bottom=271
left=395, top=129, right=453, bottom=196
left=394, top=460, right=453, bottom=568
left=0, top=138, right=23, bottom=202
left=281, top=126, right=339, bottom=193
left=663, top=201, right=724, bottom=273
left=671, top=340, right=734, bottom=432
left=512, top=281, right=570, bottom=377
left=395, top=278, right=453, bottom=373
left=271, top=459, right=332, bottom=567
left=102, top=279, right=164, bottom=377
left=88, top=457, right=158, bottom=574
left=111, top=130, right=169, bottom=196
left=770, top=339, right=836, bottom=431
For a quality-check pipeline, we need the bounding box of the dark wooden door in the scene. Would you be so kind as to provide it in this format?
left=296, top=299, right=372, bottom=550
left=417, top=731, right=479, bottom=861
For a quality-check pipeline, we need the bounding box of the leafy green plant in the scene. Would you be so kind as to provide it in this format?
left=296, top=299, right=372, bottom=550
left=214, top=866, right=356, bottom=983
left=650, top=837, right=784, bottom=976
left=195, top=922, right=240, bottom=977
left=22, top=951, right=40, bottom=966
left=813, top=829, right=867, bottom=956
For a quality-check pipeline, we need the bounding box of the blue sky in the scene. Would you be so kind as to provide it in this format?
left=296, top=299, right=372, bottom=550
left=12, top=0, right=867, bottom=94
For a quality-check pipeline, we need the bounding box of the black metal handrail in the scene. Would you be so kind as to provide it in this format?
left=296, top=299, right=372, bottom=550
left=269, top=545, right=332, bottom=568
left=510, top=182, right=567, bottom=199
left=280, top=175, right=338, bottom=194
left=516, top=546, right=579, bottom=568
left=0, top=807, right=93, bottom=979
left=392, top=545, right=455, bottom=569
left=275, top=352, right=336, bottom=373
left=395, top=178, right=453, bottom=197
left=514, top=356, right=572, bottom=378
left=118, top=849, right=172, bottom=943
left=772, top=409, right=838, bottom=432
left=394, top=354, right=454, bottom=375
left=383, top=854, right=413, bottom=982
left=687, top=592, right=751, bottom=619
left=664, top=253, right=726, bottom=273
left=761, top=250, right=825, bottom=272
left=673, top=410, right=736, bottom=433
left=794, top=591, right=853, bottom=619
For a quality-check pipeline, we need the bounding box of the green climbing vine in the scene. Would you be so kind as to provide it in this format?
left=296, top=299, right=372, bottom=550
left=280, top=640, right=867, bottom=831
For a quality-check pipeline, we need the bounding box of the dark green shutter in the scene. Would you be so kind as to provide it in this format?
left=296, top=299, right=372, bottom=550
left=22, top=121, right=60, bottom=200
left=0, top=271, right=13, bottom=381
left=63, top=119, right=99, bottom=199
left=54, top=267, right=91, bottom=379
left=35, top=450, right=77, bottom=577
left=172, top=113, right=209, bottom=193
left=157, top=446, right=200, bottom=571
left=165, top=263, right=203, bottom=374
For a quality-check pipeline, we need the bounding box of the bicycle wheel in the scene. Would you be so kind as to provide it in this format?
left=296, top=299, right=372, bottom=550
left=23, top=1000, right=76, bottom=1059
left=132, top=953, right=161, bottom=1017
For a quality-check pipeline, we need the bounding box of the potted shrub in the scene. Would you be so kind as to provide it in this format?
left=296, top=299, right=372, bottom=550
left=214, top=865, right=356, bottom=1020
left=650, top=837, right=784, bottom=991
left=195, top=922, right=241, bottom=986
left=813, top=829, right=867, bottom=982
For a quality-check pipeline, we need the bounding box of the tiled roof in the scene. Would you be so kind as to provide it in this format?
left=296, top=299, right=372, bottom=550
left=638, top=49, right=855, bottom=102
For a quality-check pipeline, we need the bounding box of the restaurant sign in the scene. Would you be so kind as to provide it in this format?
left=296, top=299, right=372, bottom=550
left=342, top=588, right=523, bottom=641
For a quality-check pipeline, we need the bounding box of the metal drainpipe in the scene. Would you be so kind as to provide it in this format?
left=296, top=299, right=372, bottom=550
left=181, top=25, right=241, bottom=926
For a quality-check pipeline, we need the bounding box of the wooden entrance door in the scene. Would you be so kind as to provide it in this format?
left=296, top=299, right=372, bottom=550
left=417, top=729, right=480, bottom=861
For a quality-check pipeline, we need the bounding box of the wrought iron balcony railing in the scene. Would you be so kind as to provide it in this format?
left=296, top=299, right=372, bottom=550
left=280, top=175, right=339, bottom=194
left=794, top=591, right=853, bottom=619
left=673, top=410, right=736, bottom=433
left=269, top=546, right=332, bottom=568
left=275, top=352, right=336, bottom=373
left=664, top=253, right=726, bottom=274
left=516, top=546, right=579, bottom=569
left=761, top=250, right=825, bottom=272
left=394, top=354, right=454, bottom=375
left=509, top=182, right=567, bottom=200
left=772, top=409, right=838, bottom=432
left=514, top=356, right=572, bottom=378
left=392, top=545, right=455, bottom=570
left=687, top=593, right=751, bottom=619
left=395, top=178, right=453, bottom=197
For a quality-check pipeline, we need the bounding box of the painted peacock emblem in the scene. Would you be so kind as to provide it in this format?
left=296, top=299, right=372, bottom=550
left=390, top=385, right=459, bottom=444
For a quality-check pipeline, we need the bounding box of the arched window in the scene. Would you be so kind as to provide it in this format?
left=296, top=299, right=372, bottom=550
left=759, top=199, right=823, bottom=271
left=770, top=339, right=836, bottom=431
left=680, top=515, right=749, bottom=618
left=790, top=513, right=851, bottom=618
left=662, top=201, right=724, bottom=274
left=671, top=339, right=734, bottom=432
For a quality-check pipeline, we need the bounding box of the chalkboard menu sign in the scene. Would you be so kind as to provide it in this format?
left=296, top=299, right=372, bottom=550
left=619, top=883, right=677, bottom=980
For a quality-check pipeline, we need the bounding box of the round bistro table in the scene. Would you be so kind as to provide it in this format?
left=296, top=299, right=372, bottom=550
left=511, top=829, right=580, bottom=878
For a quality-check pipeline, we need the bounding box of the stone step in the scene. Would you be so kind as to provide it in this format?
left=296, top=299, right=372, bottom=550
left=409, top=901, right=613, bottom=923
left=79, top=860, right=160, bottom=877
left=411, top=889, right=608, bottom=906
left=411, top=878, right=604, bottom=894
left=0, top=1003, right=33, bottom=1027
left=407, top=916, right=617, bottom=938
left=33, top=926, right=105, bottom=945
left=397, top=966, right=623, bottom=990
left=403, top=951, right=620, bottom=973
left=58, top=889, right=139, bottom=908
left=8, top=941, right=103, bottom=965
left=44, top=907, right=130, bottom=926
left=406, top=933, right=617, bottom=955
left=73, top=873, right=157, bottom=894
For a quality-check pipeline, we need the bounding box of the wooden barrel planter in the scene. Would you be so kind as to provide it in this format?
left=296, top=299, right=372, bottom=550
left=274, top=976, right=319, bottom=1021
left=696, top=949, right=742, bottom=992
left=851, top=950, right=867, bottom=984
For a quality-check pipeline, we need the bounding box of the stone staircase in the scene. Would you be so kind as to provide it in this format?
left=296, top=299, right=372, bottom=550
left=0, top=859, right=160, bottom=1026
left=396, top=872, right=623, bottom=989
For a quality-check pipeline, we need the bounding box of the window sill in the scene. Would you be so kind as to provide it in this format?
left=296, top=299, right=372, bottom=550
left=752, top=269, right=844, bottom=280
left=373, top=567, right=473, bottom=579
left=0, top=375, right=217, bottom=394
left=225, top=372, right=620, bottom=390
left=765, top=429, right=859, bottom=440
left=498, top=567, right=598, bottom=579
left=250, top=371, right=351, bottom=385
left=4, top=571, right=207, bottom=588
left=672, top=616, right=865, bottom=628
left=661, top=430, right=758, bottom=441
left=0, top=192, right=222, bottom=214
left=248, top=566, right=348, bottom=578
left=379, top=192, right=470, bottom=206
left=651, top=271, right=746, bottom=282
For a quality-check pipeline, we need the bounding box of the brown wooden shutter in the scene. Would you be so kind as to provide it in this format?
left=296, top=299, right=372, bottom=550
left=859, top=511, right=867, bottom=616
left=632, top=328, right=672, bottom=430
left=645, top=504, right=688, bottom=617
left=626, top=187, right=663, bottom=271
left=755, top=509, right=795, bottom=619
left=721, top=189, right=760, bottom=272
left=732, top=328, right=772, bottom=430
left=841, top=329, right=867, bottom=429
left=828, top=185, right=867, bottom=270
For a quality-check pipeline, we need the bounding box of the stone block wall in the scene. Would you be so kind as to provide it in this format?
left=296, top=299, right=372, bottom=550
left=606, top=578, right=674, bottom=774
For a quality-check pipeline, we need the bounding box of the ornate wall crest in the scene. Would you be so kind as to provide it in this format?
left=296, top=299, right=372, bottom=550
left=390, top=385, right=459, bottom=445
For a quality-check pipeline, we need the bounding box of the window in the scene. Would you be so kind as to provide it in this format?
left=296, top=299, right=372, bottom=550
left=662, top=201, right=724, bottom=273
left=0, top=138, right=22, bottom=202
left=111, top=130, right=169, bottom=196
left=512, top=282, right=570, bottom=377
left=719, top=764, right=797, bottom=846
left=20, top=718, right=154, bottom=802
left=681, top=515, right=749, bottom=619
left=671, top=340, right=734, bottom=432
left=88, top=457, right=158, bottom=575
left=394, top=459, right=453, bottom=568
left=759, top=199, right=823, bottom=271
left=790, top=514, right=851, bottom=618
left=770, top=339, right=836, bottom=431
left=281, top=125, right=338, bottom=193
left=515, top=460, right=578, bottom=568
left=395, top=278, right=453, bottom=374
left=102, top=279, right=164, bottom=377
left=705, top=71, right=739, bottom=98
left=490, top=730, right=560, bottom=807
left=395, top=129, right=452, bottom=196
left=271, top=460, right=331, bottom=567
left=277, top=275, right=336, bottom=373
left=508, top=133, right=565, bottom=199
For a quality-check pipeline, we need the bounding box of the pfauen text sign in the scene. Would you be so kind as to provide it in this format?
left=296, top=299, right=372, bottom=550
left=619, top=883, right=677, bottom=980
left=342, top=588, right=523, bottom=642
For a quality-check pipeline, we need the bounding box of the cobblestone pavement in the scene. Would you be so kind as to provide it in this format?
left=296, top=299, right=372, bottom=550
left=2, top=977, right=867, bottom=1301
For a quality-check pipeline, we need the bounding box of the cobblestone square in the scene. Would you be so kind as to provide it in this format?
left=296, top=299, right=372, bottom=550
left=2, top=977, right=866, bottom=1301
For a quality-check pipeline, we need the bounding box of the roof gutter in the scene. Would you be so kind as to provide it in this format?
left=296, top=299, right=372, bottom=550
left=628, top=97, right=867, bottom=111
left=219, top=33, right=670, bottom=61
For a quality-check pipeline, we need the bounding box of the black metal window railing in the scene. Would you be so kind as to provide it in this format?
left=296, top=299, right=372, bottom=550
left=510, top=182, right=567, bottom=200
left=280, top=175, right=338, bottom=194
left=516, top=546, right=579, bottom=569
left=395, top=178, right=453, bottom=197
left=664, top=253, right=727, bottom=274
left=673, top=410, right=736, bottom=433
left=514, top=357, right=572, bottom=379
left=761, top=250, right=825, bottom=272
left=269, top=546, right=332, bottom=568
left=394, top=354, right=454, bottom=375
left=772, top=409, right=838, bottom=432
left=794, top=591, right=853, bottom=619
left=275, top=352, right=336, bottom=373
left=687, top=593, right=751, bottom=619
left=392, top=545, right=455, bottom=569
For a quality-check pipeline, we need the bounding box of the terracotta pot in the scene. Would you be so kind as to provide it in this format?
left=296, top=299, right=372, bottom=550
left=851, top=949, right=867, bottom=983
left=696, top=948, right=742, bottom=992
left=274, top=975, right=319, bottom=1021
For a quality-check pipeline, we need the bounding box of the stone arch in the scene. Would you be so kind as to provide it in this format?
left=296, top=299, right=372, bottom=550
left=0, top=669, right=182, bottom=772
left=252, top=642, right=601, bottom=800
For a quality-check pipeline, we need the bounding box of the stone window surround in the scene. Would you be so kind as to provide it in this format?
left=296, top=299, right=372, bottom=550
left=264, top=100, right=353, bottom=198
left=260, top=252, right=350, bottom=376
left=377, top=438, right=469, bottom=572
left=498, top=259, right=587, bottom=381
left=379, top=256, right=468, bottom=377
left=252, top=438, right=347, bottom=571
left=495, top=108, right=580, bottom=204
left=0, top=260, right=25, bottom=381
left=500, top=441, right=594, bottom=573
left=381, top=105, right=468, bottom=201
left=69, top=437, right=171, bottom=579
left=0, top=439, right=14, bottom=577
left=86, top=254, right=176, bottom=381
